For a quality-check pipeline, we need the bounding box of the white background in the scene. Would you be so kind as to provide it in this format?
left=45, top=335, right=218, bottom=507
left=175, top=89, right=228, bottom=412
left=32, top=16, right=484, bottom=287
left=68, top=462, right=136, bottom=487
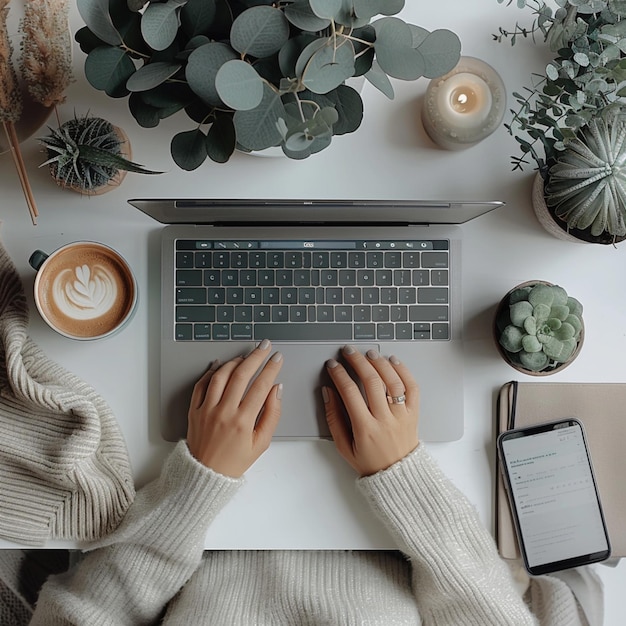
left=1, top=0, right=625, bottom=623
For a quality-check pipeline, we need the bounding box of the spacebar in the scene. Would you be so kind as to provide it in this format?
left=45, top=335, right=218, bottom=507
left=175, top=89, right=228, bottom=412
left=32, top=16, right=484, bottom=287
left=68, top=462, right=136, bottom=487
left=253, top=324, right=352, bottom=341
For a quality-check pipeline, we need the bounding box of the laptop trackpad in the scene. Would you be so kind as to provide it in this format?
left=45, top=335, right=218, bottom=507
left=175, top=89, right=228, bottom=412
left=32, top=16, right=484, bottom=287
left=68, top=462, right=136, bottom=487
left=161, top=341, right=378, bottom=442
left=272, top=342, right=379, bottom=439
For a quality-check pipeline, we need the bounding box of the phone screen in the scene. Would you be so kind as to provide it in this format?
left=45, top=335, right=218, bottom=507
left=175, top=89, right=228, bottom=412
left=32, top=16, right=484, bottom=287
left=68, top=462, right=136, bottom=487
left=498, top=419, right=610, bottom=575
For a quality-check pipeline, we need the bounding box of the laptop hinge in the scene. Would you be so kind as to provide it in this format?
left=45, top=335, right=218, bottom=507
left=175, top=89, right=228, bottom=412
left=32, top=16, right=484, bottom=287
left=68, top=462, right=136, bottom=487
left=205, top=221, right=427, bottom=227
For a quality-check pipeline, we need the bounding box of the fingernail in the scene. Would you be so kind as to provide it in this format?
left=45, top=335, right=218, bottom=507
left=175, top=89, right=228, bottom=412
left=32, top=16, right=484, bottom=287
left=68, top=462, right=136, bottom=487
left=259, top=338, right=271, bottom=351
left=322, top=386, right=330, bottom=403
left=276, top=383, right=283, bottom=400
left=326, top=358, right=339, bottom=368
left=271, top=351, right=283, bottom=363
left=343, top=345, right=356, bottom=355
left=209, top=359, right=221, bottom=371
left=366, top=349, right=379, bottom=360
left=390, top=355, right=400, bottom=365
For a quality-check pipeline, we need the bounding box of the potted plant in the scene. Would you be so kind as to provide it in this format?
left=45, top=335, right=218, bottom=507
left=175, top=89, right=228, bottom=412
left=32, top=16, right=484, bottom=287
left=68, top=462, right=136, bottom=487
left=494, top=281, right=584, bottom=376
left=74, top=0, right=461, bottom=168
left=495, top=0, right=626, bottom=244
left=39, top=113, right=161, bottom=194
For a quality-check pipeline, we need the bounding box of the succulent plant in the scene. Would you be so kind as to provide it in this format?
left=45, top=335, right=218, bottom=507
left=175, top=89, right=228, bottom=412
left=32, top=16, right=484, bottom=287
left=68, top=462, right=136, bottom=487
left=545, top=110, right=626, bottom=238
left=39, top=114, right=161, bottom=192
left=74, top=0, right=461, bottom=166
left=497, top=283, right=584, bottom=373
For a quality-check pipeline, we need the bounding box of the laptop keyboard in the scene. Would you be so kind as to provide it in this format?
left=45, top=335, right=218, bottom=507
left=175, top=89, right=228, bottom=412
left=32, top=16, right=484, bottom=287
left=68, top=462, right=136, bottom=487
left=174, top=239, right=450, bottom=341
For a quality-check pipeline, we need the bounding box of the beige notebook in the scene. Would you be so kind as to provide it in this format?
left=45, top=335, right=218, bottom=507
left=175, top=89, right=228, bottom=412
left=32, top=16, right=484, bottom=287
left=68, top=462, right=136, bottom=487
left=496, top=381, right=626, bottom=560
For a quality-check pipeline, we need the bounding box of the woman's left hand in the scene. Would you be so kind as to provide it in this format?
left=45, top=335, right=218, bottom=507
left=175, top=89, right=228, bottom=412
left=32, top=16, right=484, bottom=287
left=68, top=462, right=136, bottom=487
left=187, top=339, right=283, bottom=477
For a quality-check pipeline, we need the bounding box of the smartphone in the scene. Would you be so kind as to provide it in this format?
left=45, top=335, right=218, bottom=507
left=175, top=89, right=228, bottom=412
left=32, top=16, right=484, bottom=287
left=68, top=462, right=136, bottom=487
left=498, top=418, right=611, bottom=575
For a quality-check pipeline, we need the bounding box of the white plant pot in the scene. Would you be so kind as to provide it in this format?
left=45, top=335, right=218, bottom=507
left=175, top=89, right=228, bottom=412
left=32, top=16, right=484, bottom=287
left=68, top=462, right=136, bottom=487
left=531, top=173, right=586, bottom=243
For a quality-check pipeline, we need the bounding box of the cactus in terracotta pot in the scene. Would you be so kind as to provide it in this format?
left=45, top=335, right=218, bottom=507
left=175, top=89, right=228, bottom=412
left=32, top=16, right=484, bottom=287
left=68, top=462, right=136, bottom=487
left=39, top=113, right=161, bottom=193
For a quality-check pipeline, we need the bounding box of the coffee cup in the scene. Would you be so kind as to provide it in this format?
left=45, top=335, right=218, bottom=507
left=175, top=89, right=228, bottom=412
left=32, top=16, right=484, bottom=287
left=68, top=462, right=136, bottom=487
left=29, top=241, right=137, bottom=340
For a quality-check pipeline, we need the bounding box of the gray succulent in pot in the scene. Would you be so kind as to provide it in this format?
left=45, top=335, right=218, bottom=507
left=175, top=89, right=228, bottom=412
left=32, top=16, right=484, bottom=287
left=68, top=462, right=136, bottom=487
left=74, top=0, right=461, bottom=168
left=542, top=111, right=626, bottom=242
left=494, top=282, right=584, bottom=375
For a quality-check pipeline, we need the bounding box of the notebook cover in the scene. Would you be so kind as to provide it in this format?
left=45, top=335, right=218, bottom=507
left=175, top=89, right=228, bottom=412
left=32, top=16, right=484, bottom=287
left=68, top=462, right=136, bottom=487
left=495, top=382, right=626, bottom=560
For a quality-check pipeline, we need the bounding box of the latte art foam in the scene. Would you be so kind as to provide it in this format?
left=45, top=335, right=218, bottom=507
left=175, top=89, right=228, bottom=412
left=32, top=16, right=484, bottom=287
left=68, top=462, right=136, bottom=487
left=53, top=264, right=119, bottom=320
left=35, top=243, right=136, bottom=339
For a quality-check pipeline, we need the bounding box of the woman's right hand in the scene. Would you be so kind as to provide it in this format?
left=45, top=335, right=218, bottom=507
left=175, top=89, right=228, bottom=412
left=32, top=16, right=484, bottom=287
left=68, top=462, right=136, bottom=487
left=323, top=346, right=420, bottom=476
left=187, top=339, right=283, bottom=478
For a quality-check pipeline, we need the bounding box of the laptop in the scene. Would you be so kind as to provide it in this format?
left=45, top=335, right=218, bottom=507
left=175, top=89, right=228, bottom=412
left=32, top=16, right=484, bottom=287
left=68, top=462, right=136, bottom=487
left=129, top=199, right=503, bottom=442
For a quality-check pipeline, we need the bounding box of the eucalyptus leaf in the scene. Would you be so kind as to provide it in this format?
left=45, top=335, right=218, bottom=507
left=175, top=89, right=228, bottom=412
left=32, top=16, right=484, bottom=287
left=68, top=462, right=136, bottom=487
left=333, top=0, right=370, bottom=28
left=181, top=0, right=217, bottom=37
left=215, top=60, right=264, bottom=110
left=302, top=40, right=355, bottom=93
left=206, top=114, right=236, bottom=163
left=364, top=60, right=394, bottom=98
left=171, top=128, right=208, bottom=170
left=354, top=0, right=404, bottom=19
left=233, top=84, right=286, bottom=150
left=126, top=61, right=182, bottom=92
left=373, top=18, right=424, bottom=80
left=309, top=0, right=342, bottom=20
left=185, top=99, right=214, bottom=124
left=300, top=85, right=363, bottom=135
left=230, top=6, right=290, bottom=58
left=279, top=35, right=318, bottom=77
left=284, top=0, right=331, bottom=31
left=354, top=47, right=375, bottom=76
left=77, top=0, right=123, bottom=46
left=129, top=92, right=161, bottom=128
left=75, top=25, right=107, bottom=55
left=295, top=39, right=328, bottom=78
left=415, top=29, right=461, bottom=79
left=352, top=25, right=375, bottom=75
left=284, top=131, right=314, bottom=152
left=142, top=1, right=184, bottom=52
left=409, top=24, right=429, bottom=48
left=186, top=42, right=238, bottom=106
left=141, top=82, right=195, bottom=108
left=85, top=47, right=136, bottom=97
left=185, top=35, right=212, bottom=50
left=282, top=129, right=332, bottom=158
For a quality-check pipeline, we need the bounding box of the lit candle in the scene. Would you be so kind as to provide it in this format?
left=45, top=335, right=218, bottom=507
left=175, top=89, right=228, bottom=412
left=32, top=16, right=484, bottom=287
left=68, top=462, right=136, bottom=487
left=421, top=57, right=506, bottom=150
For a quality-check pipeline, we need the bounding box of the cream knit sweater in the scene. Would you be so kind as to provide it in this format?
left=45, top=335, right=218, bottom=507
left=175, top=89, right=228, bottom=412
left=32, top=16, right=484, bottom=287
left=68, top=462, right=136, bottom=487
left=29, top=442, right=596, bottom=625
left=0, top=237, right=134, bottom=545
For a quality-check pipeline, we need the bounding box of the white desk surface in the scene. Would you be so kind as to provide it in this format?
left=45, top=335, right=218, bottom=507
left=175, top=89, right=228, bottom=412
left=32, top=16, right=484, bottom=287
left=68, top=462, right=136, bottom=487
left=2, top=0, right=625, bottom=622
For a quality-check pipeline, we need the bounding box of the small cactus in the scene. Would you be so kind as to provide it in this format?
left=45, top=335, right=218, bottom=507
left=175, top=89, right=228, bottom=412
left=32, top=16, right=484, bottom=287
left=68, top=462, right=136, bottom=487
left=39, top=114, right=161, bottom=192
left=497, top=283, right=583, bottom=373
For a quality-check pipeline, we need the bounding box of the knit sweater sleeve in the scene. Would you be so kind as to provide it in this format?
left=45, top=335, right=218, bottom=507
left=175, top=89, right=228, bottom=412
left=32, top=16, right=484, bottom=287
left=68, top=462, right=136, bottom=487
left=30, top=441, right=242, bottom=626
left=357, top=444, right=539, bottom=626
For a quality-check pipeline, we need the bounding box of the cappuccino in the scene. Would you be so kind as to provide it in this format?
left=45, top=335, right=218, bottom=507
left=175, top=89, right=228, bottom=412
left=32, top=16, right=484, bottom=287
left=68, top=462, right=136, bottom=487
left=31, top=243, right=136, bottom=340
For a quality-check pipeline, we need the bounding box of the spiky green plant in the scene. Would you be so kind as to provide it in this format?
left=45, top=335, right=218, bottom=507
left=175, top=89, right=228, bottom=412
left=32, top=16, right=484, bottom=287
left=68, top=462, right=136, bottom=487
left=496, top=283, right=584, bottom=373
left=545, top=110, right=626, bottom=239
left=39, top=114, right=161, bottom=192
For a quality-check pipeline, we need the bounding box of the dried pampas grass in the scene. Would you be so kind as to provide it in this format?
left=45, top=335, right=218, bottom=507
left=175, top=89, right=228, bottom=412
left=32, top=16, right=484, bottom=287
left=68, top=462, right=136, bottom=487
left=20, top=0, right=73, bottom=108
left=0, top=0, right=22, bottom=122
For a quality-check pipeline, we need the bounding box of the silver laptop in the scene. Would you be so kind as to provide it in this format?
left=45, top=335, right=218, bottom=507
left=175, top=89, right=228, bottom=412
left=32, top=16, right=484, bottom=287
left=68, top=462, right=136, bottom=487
left=129, top=199, right=503, bottom=442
